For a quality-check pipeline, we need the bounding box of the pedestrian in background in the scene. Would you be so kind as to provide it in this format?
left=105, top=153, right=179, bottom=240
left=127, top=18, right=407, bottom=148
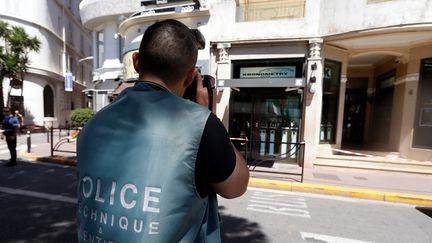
left=2, top=107, right=19, bottom=167
left=14, top=110, right=24, bottom=134
left=77, top=19, right=249, bottom=242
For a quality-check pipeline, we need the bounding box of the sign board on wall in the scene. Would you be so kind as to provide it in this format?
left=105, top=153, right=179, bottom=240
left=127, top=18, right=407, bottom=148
left=240, top=66, right=296, bottom=78
left=65, top=73, right=73, bottom=92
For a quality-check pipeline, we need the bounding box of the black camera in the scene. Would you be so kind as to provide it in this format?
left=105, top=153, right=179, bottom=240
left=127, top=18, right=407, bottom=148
left=183, top=74, right=214, bottom=111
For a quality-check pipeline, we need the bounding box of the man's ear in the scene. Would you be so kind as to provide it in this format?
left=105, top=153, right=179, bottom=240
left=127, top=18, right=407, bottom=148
left=132, top=52, right=140, bottom=73
left=184, top=68, right=197, bottom=87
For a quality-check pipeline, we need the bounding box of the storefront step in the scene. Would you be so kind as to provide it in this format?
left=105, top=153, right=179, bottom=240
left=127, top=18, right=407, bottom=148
left=314, top=159, right=432, bottom=175
left=316, top=155, right=432, bottom=166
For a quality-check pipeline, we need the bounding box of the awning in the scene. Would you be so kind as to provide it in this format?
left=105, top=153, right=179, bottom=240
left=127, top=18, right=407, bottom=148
left=98, top=79, right=120, bottom=90
left=83, top=79, right=120, bottom=92
left=83, top=80, right=102, bottom=92
left=216, top=78, right=305, bottom=88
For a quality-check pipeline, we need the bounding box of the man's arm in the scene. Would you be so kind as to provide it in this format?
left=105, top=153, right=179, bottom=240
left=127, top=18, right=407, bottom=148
left=194, top=72, right=250, bottom=199
left=211, top=143, right=249, bottom=199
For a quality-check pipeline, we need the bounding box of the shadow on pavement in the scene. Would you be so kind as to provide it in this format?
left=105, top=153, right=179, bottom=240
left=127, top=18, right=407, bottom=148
left=0, top=160, right=77, bottom=243
left=219, top=206, right=268, bottom=243
left=416, top=206, right=432, bottom=218
left=0, top=193, right=77, bottom=243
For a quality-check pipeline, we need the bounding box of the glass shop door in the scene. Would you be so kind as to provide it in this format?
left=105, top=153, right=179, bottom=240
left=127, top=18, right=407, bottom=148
left=230, top=88, right=302, bottom=164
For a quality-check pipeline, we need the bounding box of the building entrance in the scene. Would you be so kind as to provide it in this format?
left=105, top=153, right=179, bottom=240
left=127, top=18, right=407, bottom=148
left=229, top=88, right=302, bottom=163
left=342, top=89, right=367, bottom=147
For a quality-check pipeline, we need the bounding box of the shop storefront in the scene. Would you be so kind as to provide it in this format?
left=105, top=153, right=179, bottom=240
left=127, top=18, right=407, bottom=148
left=212, top=42, right=309, bottom=164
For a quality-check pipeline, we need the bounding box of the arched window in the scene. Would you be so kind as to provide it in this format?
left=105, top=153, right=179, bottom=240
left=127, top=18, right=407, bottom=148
left=43, top=85, right=54, bottom=117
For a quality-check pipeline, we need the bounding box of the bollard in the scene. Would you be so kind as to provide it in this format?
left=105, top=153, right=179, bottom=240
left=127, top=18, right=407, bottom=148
left=51, top=126, right=54, bottom=157
left=27, top=130, right=31, bottom=153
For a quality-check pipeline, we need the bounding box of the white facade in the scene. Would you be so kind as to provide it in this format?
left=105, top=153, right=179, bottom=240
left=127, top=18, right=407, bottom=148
left=80, top=0, right=432, bottom=163
left=0, top=0, right=93, bottom=127
left=79, top=0, right=141, bottom=111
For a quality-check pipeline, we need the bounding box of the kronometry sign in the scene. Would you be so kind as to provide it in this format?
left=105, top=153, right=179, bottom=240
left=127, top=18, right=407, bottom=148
left=240, top=66, right=296, bottom=78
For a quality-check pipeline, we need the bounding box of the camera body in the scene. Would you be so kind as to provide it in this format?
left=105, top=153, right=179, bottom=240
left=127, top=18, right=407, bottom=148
left=183, top=74, right=214, bottom=111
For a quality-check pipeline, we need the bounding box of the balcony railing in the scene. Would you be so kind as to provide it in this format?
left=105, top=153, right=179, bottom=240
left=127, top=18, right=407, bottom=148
left=236, top=0, right=305, bottom=22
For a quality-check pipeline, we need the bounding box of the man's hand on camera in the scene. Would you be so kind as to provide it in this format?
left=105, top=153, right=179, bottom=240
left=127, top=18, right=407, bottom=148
left=195, top=72, right=209, bottom=108
left=195, top=71, right=216, bottom=113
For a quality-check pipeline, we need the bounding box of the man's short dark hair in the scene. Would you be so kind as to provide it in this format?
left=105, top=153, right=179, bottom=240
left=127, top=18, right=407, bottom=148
left=137, top=19, right=198, bottom=84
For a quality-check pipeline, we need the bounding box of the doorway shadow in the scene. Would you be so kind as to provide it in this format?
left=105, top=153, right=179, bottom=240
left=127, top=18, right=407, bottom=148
left=219, top=206, right=268, bottom=243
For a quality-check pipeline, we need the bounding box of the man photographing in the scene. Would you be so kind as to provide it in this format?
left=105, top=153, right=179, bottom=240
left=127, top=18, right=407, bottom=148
left=77, top=19, right=249, bottom=243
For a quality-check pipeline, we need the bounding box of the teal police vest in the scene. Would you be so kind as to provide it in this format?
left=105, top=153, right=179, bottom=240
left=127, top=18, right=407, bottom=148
left=77, top=82, right=221, bottom=243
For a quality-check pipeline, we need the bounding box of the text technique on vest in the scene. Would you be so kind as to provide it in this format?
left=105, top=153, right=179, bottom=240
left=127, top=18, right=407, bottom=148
left=78, top=175, right=161, bottom=242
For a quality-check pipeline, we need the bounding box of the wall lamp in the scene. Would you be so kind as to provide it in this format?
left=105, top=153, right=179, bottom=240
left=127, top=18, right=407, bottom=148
left=308, top=62, right=317, bottom=94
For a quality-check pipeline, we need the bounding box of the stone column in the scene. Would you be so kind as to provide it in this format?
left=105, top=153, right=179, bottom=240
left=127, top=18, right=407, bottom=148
left=216, top=43, right=231, bottom=128
left=335, top=75, right=347, bottom=147
left=101, top=20, right=123, bottom=75
left=303, top=38, right=324, bottom=167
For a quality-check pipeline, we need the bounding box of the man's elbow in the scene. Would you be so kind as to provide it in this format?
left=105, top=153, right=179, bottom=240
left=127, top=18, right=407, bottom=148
left=218, top=172, right=250, bottom=199
left=220, top=185, right=248, bottom=199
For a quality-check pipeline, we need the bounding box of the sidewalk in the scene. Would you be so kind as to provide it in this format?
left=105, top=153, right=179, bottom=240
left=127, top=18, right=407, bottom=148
left=20, top=142, right=432, bottom=206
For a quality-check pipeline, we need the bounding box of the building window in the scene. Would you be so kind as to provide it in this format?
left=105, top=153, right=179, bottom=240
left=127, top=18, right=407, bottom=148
left=320, top=59, right=341, bottom=143
left=97, top=31, right=104, bottom=68
left=57, top=16, right=62, bottom=34
left=68, top=22, right=73, bottom=45
left=68, top=56, right=77, bottom=77
left=236, top=0, right=306, bottom=22
left=413, top=58, right=432, bottom=149
left=80, top=35, right=84, bottom=54
left=119, top=36, right=124, bottom=60
left=80, top=64, right=84, bottom=84
left=43, top=85, right=54, bottom=117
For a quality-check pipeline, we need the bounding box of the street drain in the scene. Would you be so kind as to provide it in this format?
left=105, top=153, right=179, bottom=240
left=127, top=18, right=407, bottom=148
left=416, top=206, right=432, bottom=218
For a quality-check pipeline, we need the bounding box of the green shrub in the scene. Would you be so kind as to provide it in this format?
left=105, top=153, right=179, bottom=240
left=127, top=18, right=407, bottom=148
left=69, top=108, right=95, bottom=128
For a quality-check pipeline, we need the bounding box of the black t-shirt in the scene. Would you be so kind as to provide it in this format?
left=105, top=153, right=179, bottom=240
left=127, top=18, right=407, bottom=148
left=138, top=83, right=236, bottom=198
left=195, top=113, right=236, bottom=198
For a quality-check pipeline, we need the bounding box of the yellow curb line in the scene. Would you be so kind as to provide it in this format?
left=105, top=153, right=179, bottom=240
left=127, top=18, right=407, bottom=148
left=18, top=155, right=432, bottom=206
left=385, top=192, right=432, bottom=206
left=249, top=178, right=432, bottom=206
left=21, top=153, right=77, bottom=166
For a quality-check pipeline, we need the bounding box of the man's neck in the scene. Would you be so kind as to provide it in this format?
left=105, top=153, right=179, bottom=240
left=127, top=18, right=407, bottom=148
left=139, top=75, right=183, bottom=96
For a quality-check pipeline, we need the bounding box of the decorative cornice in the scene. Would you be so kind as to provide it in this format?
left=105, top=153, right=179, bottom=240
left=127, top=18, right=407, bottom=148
left=308, top=38, right=323, bottom=59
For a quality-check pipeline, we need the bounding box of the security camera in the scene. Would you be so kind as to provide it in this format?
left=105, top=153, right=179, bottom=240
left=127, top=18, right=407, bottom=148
left=395, top=57, right=402, bottom=64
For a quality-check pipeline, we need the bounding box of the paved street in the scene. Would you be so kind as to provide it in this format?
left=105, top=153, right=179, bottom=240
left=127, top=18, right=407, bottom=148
left=1, top=161, right=432, bottom=243
left=0, top=161, right=77, bottom=243
left=219, top=188, right=432, bottom=243
left=0, top=132, right=48, bottom=161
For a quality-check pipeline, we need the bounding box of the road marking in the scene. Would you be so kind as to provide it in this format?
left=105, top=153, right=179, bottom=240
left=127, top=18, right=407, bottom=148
left=247, top=205, right=311, bottom=218
left=247, top=190, right=311, bottom=218
left=249, top=199, right=307, bottom=208
left=301, top=232, right=376, bottom=243
left=0, top=144, right=35, bottom=154
left=248, top=187, right=413, bottom=207
left=0, top=186, right=76, bottom=204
